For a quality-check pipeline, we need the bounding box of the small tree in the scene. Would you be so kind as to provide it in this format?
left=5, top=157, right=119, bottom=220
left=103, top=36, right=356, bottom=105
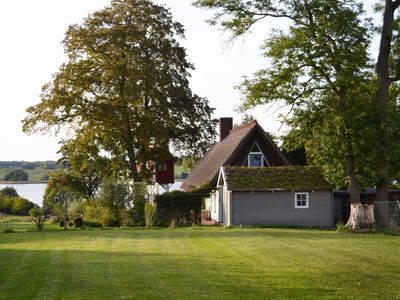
left=29, top=207, right=45, bottom=231
left=144, top=203, right=157, bottom=228
left=0, top=187, right=19, bottom=197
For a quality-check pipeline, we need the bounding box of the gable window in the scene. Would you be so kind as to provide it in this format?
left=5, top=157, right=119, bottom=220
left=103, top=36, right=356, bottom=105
left=295, top=193, right=309, bottom=208
left=244, top=143, right=269, bottom=167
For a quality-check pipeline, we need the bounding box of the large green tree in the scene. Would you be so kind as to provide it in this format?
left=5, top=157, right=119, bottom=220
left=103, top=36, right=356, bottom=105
left=195, top=0, right=373, bottom=204
left=23, top=0, right=215, bottom=183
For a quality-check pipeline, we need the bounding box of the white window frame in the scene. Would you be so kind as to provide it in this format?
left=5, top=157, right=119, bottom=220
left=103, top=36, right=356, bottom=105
left=245, top=142, right=269, bottom=167
left=295, top=192, right=309, bottom=208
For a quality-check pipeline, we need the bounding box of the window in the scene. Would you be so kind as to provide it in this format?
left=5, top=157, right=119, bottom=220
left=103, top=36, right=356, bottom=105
left=245, top=142, right=269, bottom=167
left=157, top=163, right=167, bottom=171
left=295, top=193, right=309, bottom=208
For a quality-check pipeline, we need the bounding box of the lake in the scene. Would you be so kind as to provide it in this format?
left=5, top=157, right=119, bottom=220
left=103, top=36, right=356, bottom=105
left=0, top=183, right=47, bottom=206
left=0, top=181, right=183, bottom=207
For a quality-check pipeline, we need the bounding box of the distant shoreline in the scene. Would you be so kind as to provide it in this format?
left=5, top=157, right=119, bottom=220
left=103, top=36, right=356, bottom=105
left=0, top=181, right=48, bottom=185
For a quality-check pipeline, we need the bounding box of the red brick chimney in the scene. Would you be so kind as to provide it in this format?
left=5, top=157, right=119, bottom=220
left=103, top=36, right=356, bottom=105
left=219, top=117, right=233, bottom=141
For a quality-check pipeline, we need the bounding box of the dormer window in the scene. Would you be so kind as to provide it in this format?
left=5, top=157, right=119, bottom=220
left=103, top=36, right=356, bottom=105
left=244, top=143, right=269, bottom=167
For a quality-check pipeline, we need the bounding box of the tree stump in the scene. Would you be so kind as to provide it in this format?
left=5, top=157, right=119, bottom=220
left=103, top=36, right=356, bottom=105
left=346, top=203, right=376, bottom=231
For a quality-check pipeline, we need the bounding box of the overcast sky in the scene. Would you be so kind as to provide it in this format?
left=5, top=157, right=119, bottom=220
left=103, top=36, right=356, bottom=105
left=0, top=0, right=377, bottom=161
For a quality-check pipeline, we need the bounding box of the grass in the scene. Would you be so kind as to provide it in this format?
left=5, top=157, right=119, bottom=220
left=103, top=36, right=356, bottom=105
left=0, top=222, right=399, bottom=299
left=0, top=168, right=54, bottom=182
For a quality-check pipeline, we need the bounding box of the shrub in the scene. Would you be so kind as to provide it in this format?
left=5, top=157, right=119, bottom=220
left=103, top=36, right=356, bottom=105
left=29, top=207, right=45, bottom=231
left=11, top=197, right=35, bottom=215
left=144, top=203, right=157, bottom=228
left=83, top=220, right=102, bottom=228
left=0, top=187, right=19, bottom=197
left=96, top=178, right=132, bottom=226
left=68, top=221, right=74, bottom=227
left=336, top=221, right=352, bottom=233
left=0, top=196, right=13, bottom=214
left=59, top=220, right=65, bottom=227
left=68, top=200, right=84, bottom=220
left=154, top=184, right=209, bottom=226
left=3, top=229, right=15, bottom=233
left=73, top=217, right=83, bottom=228
left=133, top=196, right=146, bottom=225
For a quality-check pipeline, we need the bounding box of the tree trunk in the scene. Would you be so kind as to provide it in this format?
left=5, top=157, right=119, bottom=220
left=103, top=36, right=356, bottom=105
left=374, top=0, right=399, bottom=226
left=337, top=89, right=361, bottom=204
left=337, top=89, right=376, bottom=230
left=346, top=203, right=376, bottom=231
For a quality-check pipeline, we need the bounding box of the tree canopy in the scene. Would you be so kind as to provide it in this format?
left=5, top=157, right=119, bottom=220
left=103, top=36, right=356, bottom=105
left=23, top=0, right=215, bottom=181
left=195, top=0, right=379, bottom=203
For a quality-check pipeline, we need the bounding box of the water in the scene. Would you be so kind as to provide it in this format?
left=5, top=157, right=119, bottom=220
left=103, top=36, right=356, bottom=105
left=0, top=183, right=47, bottom=206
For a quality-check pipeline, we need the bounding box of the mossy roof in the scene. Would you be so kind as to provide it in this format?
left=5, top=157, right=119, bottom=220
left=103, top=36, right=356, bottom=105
left=223, top=166, right=333, bottom=191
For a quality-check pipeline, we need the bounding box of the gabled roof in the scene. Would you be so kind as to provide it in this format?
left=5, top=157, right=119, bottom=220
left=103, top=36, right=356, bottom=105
left=181, top=120, right=289, bottom=191
left=221, top=166, right=333, bottom=191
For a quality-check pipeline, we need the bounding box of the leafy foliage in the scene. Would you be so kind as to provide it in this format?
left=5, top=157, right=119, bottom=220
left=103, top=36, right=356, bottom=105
left=155, top=182, right=212, bottom=226
left=83, top=178, right=137, bottom=227
left=29, top=207, right=45, bottom=231
left=144, top=203, right=157, bottom=228
left=0, top=187, right=35, bottom=215
left=194, top=0, right=384, bottom=201
left=23, top=0, right=216, bottom=182
left=0, top=187, right=19, bottom=198
left=43, top=171, right=83, bottom=216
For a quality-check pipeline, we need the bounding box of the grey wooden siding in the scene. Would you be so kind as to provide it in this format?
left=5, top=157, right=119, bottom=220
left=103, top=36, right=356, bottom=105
left=231, top=191, right=333, bottom=226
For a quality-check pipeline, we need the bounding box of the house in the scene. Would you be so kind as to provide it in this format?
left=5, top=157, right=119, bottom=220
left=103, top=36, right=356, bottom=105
left=181, top=117, right=336, bottom=226
left=215, top=166, right=334, bottom=226
left=181, top=118, right=289, bottom=191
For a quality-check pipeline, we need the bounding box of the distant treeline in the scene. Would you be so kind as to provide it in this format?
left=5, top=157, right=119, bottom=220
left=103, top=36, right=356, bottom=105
left=0, top=161, right=58, bottom=170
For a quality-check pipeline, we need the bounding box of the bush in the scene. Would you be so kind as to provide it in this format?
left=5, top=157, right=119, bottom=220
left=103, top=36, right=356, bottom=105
left=0, top=187, right=19, bottom=197
left=11, top=197, right=35, bottom=215
left=68, top=221, right=74, bottom=227
left=3, top=229, right=15, bottom=233
left=73, top=217, right=83, bottom=228
left=83, top=220, right=102, bottom=228
left=4, top=169, right=29, bottom=181
left=84, top=202, right=118, bottom=227
left=0, top=196, right=13, bottom=214
left=59, top=220, right=65, bottom=227
left=96, top=178, right=132, bottom=227
left=336, top=221, right=352, bottom=233
left=144, top=203, right=157, bottom=228
left=29, top=207, right=45, bottom=231
left=154, top=188, right=207, bottom=226
left=68, top=200, right=84, bottom=220
left=133, top=196, right=146, bottom=225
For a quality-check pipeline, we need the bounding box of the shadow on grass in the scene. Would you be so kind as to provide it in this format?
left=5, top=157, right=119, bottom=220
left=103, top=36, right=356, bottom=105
left=2, top=225, right=396, bottom=244
left=0, top=244, right=399, bottom=300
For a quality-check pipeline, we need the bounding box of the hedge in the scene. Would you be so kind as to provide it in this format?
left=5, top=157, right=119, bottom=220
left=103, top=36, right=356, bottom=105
left=154, top=183, right=212, bottom=226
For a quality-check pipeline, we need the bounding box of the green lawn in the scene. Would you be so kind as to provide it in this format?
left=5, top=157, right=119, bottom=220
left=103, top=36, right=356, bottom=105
left=0, top=224, right=399, bottom=299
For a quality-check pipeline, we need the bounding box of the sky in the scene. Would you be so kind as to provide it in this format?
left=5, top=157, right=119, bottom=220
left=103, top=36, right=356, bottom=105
left=0, top=0, right=377, bottom=161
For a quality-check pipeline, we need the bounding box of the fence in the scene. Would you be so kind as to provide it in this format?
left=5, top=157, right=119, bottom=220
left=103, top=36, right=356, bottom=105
left=374, top=200, right=400, bottom=233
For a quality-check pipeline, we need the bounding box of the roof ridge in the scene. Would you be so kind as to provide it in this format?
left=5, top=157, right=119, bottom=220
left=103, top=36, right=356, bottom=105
left=228, top=120, right=258, bottom=134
